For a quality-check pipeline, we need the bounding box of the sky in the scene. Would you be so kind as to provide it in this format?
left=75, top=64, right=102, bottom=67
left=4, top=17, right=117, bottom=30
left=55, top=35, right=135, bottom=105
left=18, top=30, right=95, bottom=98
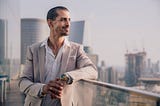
left=20, top=0, right=160, bottom=67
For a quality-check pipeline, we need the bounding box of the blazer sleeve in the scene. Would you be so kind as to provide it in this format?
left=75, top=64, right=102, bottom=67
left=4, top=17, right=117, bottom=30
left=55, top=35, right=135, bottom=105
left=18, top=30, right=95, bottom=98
left=18, top=46, right=44, bottom=98
left=65, top=45, right=98, bottom=83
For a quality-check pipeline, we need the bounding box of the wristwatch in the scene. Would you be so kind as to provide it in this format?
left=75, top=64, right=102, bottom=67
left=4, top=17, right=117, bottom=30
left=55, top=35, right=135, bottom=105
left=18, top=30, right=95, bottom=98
left=60, top=74, right=73, bottom=84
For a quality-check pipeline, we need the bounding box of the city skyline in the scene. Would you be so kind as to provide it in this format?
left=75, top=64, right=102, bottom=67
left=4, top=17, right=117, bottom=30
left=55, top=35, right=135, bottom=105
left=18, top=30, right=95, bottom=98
left=1, top=1, right=160, bottom=105
left=20, top=0, right=160, bottom=66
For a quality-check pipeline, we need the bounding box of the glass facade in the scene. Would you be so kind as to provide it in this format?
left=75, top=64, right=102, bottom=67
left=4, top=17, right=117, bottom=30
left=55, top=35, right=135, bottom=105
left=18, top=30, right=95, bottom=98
left=0, top=0, right=20, bottom=79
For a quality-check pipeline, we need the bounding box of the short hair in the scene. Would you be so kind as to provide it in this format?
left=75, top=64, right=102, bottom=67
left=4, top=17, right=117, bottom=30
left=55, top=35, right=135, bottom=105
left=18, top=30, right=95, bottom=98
left=47, top=6, right=69, bottom=20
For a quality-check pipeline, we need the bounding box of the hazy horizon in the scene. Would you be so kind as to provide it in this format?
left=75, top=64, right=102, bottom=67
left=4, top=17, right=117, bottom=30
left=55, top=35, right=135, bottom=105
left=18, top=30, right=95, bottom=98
left=20, top=0, right=160, bottom=67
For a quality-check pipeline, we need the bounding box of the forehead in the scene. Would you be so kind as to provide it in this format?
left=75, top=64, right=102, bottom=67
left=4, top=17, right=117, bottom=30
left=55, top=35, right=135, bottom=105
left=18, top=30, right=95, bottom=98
left=56, top=10, right=70, bottom=18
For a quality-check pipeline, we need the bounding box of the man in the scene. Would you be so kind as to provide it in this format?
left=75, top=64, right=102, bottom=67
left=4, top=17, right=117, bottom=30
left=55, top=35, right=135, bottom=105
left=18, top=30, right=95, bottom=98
left=19, top=6, right=97, bottom=106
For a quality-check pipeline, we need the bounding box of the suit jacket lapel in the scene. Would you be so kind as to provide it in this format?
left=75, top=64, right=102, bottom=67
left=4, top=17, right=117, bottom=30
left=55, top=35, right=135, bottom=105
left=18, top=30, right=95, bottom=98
left=38, top=46, right=46, bottom=83
left=59, top=45, right=71, bottom=76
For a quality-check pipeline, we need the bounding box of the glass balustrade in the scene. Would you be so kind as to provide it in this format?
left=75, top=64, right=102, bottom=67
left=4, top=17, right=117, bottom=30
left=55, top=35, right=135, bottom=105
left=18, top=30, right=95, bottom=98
left=74, top=79, right=160, bottom=106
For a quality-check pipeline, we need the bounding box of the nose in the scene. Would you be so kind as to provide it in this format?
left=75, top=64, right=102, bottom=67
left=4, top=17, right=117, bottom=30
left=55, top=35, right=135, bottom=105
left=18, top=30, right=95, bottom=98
left=65, top=19, right=70, bottom=26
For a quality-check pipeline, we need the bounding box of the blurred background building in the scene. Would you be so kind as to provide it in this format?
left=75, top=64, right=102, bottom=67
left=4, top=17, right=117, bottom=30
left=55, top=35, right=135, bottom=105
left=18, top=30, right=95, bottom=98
left=21, top=18, right=48, bottom=64
left=98, top=61, right=118, bottom=84
left=68, top=20, right=85, bottom=44
left=0, top=0, right=20, bottom=79
left=124, top=50, right=146, bottom=87
left=0, top=19, right=5, bottom=65
left=0, top=0, right=22, bottom=105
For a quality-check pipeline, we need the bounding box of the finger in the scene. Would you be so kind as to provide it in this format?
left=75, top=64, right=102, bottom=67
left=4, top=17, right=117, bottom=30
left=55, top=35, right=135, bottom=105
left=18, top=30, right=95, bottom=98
left=55, top=78, right=60, bottom=81
left=49, top=80, right=63, bottom=86
left=49, top=81, right=64, bottom=90
left=55, top=78, right=66, bottom=85
left=49, top=86, right=62, bottom=96
left=49, top=88, right=62, bottom=99
left=51, top=91, right=62, bottom=99
left=50, top=83, right=63, bottom=91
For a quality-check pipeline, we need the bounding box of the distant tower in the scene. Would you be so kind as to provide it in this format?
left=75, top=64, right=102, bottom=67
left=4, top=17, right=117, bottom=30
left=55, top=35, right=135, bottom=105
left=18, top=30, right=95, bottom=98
left=98, top=60, right=107, bottom=82
left=68, top=20, right=85, bottom=44
left=68, top=20, right=98, bottom=67
left=156, top=61, right=159, bottom=72
left=125, top=50, right=146, bottom=87
left=135, top=51, right=146, bottom=78
left=0, top=0, right=21, bottom=79
left=21, top=18, right=48, bottom=64
left=107, top=67, right=118, bottom=84
left=68, top=20, right=92, bottom=53
left=147, top=58, right=151, bottom=72
left=152, top=61, right=160, bottom=73
left=0, top=19, right=5, bottom=64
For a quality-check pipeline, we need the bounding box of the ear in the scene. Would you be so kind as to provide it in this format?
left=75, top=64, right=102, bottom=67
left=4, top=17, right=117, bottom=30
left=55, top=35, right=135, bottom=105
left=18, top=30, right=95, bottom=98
left=47, top=19, right=53, bottom=28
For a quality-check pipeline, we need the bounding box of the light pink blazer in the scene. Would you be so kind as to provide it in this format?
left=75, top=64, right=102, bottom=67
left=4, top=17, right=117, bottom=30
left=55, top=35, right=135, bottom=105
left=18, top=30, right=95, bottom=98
left=19, top=41, right=97, bottom=106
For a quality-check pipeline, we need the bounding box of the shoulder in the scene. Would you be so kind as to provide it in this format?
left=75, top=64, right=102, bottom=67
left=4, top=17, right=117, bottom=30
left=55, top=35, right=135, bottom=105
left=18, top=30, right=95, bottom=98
left=68, top=41, right=86, bottom=55
left=30, top=42, right=42, bottom=48
left=28, top=42, right=43, bottom=52
left=69, top=41, right=82, bottom=49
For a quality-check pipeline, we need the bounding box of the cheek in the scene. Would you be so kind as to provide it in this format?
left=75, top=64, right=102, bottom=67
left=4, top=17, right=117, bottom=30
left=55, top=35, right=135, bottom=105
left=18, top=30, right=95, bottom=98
left=53, top=23, right=63, bottom=32
left=53, top=25, right=59, bottom=31
left=54, top=26, right=61, bottom=33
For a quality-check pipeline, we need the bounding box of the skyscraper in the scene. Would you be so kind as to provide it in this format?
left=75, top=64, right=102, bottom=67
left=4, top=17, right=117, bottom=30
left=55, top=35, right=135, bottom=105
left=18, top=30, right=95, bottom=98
left=0, top=19, right=5, bottom=64
left=21, top=18, right=48, bottom=64
left=125, top=50, right=146, bottom=87
left=68, top=20, right=98, bottom=67
left=68, top=20, right=85, bottom=44
left=107, top=67, right=118, bottom=84
left=0, top=0, right=20, bottom=79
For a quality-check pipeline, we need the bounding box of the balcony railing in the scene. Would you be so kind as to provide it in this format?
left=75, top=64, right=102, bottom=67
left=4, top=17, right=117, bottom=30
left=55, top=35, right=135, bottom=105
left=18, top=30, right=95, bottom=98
left=74, top=79, right=160, bottom=106
left=0, top=79, right=160, bottom=106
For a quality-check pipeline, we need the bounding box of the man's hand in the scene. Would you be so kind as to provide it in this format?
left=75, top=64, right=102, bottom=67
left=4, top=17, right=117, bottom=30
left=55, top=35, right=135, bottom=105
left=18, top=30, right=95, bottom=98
left=42, top=78, right=65, bottom=99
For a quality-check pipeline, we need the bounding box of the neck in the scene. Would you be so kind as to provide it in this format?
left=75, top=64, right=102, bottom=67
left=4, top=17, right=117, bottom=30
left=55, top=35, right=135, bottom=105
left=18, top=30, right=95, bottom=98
left=48, top=33, right=65, bottom=56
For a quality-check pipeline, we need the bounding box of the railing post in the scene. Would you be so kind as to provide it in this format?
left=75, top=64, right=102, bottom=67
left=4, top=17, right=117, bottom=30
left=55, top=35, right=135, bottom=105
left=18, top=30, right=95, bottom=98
left=157, top=101, right=160, bottom=106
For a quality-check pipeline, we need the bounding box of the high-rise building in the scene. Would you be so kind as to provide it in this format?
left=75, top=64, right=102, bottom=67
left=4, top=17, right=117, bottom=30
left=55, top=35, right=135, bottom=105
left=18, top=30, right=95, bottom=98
left=68, top=20, right=98, bottom=67
left=125, top=50, right=146, bottom=87
left=0, top=0, right=20, bottom=79
left=0, top=19, right=5, bottom=64
left=107, top=67, right=118, bottom=84
left=151, top=61, right=159, bottom=73
left=21, top=18, right=49, bottom=64
left=68, top=20, right=85, bottom=44
left=98, top=61, right=107, bottom=82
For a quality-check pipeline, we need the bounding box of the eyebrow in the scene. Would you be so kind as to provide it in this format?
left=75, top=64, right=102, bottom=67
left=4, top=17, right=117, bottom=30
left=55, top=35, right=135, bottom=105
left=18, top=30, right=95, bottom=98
left=59, top=17, right=71, bottom=21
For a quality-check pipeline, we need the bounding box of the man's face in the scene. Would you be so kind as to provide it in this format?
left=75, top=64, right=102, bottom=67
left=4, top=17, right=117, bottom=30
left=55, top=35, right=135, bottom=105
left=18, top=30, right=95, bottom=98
left=50, top=10, right=70, bottom=36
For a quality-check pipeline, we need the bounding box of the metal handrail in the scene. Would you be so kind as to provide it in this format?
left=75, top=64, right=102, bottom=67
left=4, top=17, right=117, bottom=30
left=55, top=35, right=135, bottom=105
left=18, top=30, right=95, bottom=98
left=81, top=79, right=160, bottom=101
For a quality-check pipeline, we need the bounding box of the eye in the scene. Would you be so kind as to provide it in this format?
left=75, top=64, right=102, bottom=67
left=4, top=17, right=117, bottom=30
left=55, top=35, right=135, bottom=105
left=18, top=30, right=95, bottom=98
left=59, top=18, right=71, bottom=22
left=60, top=18, right=65, bottom=21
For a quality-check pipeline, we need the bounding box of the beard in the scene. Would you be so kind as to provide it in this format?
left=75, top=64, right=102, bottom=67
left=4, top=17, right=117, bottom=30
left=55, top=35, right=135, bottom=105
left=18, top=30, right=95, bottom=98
left=61, top=33, right=69, bottom=36
left=61, top=31, right=69, bottom=36
left=54, top=25, right=70, bottom=37
left=61, top=26, right=70, bottom=36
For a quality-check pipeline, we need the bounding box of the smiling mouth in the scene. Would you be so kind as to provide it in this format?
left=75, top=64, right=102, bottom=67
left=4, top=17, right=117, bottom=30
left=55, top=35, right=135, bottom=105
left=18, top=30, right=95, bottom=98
left=63, top=27, right=69, bottom=31
left=65, top=28, right=69, bottom=32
